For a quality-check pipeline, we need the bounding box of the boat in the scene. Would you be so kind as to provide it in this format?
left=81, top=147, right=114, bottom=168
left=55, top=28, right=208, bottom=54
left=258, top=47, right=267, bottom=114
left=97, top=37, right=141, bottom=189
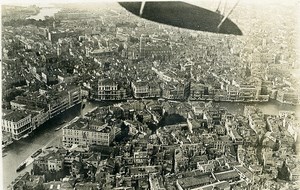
left=22, top=134, right=29, bottom=139
left=55, top=126, right=62, bottom=131
left=2, top=140, right=13, bottom=149
left=16, top=161, right=27, bottom=172
left=59, top=120, right=66, bottom=125
left=31, top=149, right=42, bottom=158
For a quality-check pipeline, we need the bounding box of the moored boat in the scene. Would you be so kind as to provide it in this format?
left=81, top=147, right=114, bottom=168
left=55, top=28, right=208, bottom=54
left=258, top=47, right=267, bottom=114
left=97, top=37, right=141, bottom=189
left=31, top=149, right=42, bottom=158
left=59, top=120, right=66, bottom=125
left=16, top=161, right=27, bottom=172
left=22, top=134, right=29, bottom=139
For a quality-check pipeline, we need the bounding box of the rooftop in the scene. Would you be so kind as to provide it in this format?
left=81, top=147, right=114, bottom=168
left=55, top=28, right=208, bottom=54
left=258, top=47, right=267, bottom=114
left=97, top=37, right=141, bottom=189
left=98, top=78, right=117, bottom=86
left=214, top=170, right=240, bottom=181
left=201, top=181, right=230, bottom=190
left=177, top=173, right=216, bottom=189
left=3, top=110, right=30, bottom=122
left=65, top=118, right=111, bottom=133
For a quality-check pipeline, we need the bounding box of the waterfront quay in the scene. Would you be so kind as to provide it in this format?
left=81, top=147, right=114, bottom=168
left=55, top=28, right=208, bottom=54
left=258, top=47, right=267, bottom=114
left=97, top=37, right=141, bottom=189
left=1, top=101, right=105, bottom=189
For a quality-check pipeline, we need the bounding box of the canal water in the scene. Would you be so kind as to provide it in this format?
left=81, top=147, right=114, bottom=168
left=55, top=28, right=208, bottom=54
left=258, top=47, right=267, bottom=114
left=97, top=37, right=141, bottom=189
left=2, top=99, right=300, bottom=189
left=217, top=100, right=300, bottom=118
left=1, top=101, right=106, bottom=189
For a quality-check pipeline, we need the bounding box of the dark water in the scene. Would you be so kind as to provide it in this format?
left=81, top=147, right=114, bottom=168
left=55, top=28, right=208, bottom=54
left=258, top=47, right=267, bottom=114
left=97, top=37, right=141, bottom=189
left=2, top=100, right=299, bottom=189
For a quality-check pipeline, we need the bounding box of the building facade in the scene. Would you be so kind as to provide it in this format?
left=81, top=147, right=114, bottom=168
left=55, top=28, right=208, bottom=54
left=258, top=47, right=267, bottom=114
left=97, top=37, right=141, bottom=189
left=98, top=78, right=126, bottom=100
left=2, top=110, right=32, bottom=140
left=63, top=118, right=117, bottom=146
left=131, top=81, right=150, bottom=98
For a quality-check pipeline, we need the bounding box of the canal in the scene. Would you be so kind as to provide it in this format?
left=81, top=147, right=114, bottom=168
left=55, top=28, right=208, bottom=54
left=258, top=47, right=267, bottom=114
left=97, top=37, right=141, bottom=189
left=2, top=100, right=300, bottom=188
left=217, top=100, right=300, bottom=118
left=1, top=101, right=108, bottom=189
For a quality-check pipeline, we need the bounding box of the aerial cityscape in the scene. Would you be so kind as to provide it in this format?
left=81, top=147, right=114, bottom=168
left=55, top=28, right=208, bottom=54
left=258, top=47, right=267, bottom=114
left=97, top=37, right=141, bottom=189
left=1, top=0, right=300, bottom=190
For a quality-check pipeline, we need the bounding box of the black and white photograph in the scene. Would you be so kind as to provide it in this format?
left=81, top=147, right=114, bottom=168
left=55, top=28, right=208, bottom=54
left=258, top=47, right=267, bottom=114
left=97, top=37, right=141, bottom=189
left=1, top=0, right=300, bottom=189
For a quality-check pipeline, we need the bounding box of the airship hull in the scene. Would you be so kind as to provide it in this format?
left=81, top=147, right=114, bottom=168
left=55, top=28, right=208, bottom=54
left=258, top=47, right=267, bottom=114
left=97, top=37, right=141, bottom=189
left=119, top=1, right=242, bottom=35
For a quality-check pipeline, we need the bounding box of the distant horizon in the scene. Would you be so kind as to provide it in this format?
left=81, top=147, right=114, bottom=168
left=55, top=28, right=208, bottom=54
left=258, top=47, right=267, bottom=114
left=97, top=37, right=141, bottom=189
left=2, top=0, right=299, bottom=6
left=1, top=0, right=119, bottom=7
left=1, top=0, right=116, bottom=6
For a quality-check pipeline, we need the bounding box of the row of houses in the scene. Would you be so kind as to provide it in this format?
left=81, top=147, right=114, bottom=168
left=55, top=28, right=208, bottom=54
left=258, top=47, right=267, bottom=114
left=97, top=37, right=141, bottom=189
left=94, top=77, right=270, bottom=103
left=2, top=84, right=82, bottom=140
